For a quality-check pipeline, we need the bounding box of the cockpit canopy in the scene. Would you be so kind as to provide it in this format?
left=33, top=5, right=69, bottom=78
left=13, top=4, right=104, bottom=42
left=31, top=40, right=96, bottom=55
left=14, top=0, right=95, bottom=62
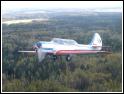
left=51, top=38, right=78, bottom=45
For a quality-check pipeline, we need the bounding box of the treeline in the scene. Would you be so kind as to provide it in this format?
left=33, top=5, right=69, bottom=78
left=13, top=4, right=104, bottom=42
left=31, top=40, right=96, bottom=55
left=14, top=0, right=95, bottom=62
left=2, top=12, right=122, bottom=92
left=2, top=54, right=122, bottom=92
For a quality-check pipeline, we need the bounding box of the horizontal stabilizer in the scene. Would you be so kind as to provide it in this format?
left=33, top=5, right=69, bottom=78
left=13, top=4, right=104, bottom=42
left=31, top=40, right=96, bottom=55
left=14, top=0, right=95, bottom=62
left=92, top=45, right=102, bottom=47
left=97, top=51, right=112, bottom=54
left=102, top=46, right=112, bottom=47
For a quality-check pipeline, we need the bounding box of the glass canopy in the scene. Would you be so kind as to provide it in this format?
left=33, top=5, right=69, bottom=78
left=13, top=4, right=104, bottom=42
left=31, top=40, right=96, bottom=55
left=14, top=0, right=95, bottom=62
left=51, top=38, right=77, bottom=45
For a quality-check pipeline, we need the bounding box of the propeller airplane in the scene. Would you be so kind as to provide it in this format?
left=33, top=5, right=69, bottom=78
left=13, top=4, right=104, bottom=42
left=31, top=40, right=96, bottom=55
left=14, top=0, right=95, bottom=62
left=18, top=33, right=111, bottom=62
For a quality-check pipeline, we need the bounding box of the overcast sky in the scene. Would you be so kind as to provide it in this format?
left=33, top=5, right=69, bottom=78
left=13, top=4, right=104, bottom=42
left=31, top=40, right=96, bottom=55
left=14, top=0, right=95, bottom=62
left=2, top=1, right=123, bottom=12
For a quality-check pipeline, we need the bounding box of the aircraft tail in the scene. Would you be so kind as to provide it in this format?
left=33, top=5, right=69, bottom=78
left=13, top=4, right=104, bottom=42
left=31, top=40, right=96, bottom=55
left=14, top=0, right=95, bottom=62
left=90, top=33, right=102, bottom=50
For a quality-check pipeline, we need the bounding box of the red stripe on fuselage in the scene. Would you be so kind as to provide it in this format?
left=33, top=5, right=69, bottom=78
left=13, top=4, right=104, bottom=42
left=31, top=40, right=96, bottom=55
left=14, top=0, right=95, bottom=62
left=56, top=50, right=99, bottom=55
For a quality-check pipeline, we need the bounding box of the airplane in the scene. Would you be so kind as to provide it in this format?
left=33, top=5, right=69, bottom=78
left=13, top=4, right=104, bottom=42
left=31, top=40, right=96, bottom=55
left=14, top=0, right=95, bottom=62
left=18, top=33, right=111, bottom=62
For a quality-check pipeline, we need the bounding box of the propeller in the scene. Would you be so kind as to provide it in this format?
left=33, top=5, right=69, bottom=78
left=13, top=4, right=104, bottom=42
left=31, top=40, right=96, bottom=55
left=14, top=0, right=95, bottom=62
left=37, top=48, right=46, bottom=62
left=18, top=42, right=46, bottom=63
left=32, top=42, right=46, bottom=62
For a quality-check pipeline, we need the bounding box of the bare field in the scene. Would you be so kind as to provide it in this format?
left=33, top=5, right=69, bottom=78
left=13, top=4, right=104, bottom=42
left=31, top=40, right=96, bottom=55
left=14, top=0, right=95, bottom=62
left=2, top=18, right=48, bottom=25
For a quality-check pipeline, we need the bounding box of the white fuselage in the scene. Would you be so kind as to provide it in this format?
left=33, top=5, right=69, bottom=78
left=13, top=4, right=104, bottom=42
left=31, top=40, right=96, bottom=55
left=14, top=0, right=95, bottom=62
left=19, top=33, right=103, bottom=62
left=38, top=41, right=101, bottom=55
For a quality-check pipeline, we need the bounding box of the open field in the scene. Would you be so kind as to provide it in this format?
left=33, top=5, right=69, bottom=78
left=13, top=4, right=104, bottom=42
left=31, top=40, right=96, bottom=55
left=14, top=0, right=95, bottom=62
left=2, top=18, right=48, bottom=25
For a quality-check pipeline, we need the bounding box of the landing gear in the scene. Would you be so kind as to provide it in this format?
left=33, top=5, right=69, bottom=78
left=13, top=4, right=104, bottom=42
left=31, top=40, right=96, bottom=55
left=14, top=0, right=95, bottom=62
left=52, top=55, right=58, bottom=61
left=51, top=54, right=72, bottom=62
left=66, top=55, right=72, bottom=62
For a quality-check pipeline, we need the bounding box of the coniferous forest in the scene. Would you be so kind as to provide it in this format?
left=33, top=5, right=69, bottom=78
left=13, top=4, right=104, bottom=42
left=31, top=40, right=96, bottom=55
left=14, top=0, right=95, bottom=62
left=2, top=9, right=122, bottom=92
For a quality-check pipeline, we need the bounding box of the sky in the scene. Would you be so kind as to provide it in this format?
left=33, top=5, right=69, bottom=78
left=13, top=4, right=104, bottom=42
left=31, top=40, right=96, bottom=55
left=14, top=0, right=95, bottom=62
left=1, top=1, right=123, bottom=12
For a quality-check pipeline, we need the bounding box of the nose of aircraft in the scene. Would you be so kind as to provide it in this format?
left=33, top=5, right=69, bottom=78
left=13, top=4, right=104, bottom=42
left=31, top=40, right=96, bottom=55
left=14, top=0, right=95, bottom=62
left=33, top=42, right=42, bottom=50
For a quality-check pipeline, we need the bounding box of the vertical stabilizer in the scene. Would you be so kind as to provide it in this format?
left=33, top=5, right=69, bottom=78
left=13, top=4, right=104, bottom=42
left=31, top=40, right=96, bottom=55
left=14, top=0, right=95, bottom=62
left=90, top=33, right=102, bottom=50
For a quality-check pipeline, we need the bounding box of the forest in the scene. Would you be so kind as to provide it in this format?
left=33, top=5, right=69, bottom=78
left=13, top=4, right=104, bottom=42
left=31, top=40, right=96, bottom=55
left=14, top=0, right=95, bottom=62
left=2, top=11, right=122, bottom=92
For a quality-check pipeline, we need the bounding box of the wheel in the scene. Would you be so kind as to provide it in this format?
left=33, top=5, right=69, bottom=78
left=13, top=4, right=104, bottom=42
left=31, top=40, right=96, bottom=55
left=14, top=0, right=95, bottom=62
left=66, top=55, right=72, bottom=61
left=52, top=55, right=57, bottom=61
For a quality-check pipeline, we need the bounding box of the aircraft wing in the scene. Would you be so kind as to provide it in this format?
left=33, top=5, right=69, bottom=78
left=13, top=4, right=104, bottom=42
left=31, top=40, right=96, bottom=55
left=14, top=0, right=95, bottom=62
left=18, top=51, right=36, bottom=53
left=18, top=50, right=46, bottom=62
